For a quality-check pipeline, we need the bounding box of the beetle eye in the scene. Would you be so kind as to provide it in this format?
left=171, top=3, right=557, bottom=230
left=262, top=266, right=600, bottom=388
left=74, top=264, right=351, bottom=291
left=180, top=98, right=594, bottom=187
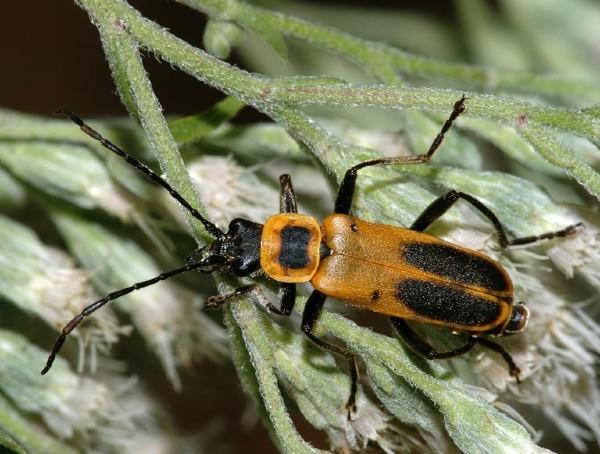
left=504, top=304, right=529, bottom=335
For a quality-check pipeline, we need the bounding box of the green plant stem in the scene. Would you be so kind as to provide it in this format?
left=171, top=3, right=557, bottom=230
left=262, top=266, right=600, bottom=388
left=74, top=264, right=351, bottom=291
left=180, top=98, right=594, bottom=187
left=177, top=0, right=600, bottom=103
left=229, top=300, right=327, bottom=454
left=74, top=0, right=600, bottom=203
left=293, top=299, right=544, bottom=454
left=77, top=3, right=325, bottom=449
left=265, top=83, right=599, bottom=141
left=78, top=0, right=600, bottom=141
left=518, top=124, right=600, bottom=200
left=129, top=0, right=600, bottom=140
left=93, top=10, right=211, bottom=241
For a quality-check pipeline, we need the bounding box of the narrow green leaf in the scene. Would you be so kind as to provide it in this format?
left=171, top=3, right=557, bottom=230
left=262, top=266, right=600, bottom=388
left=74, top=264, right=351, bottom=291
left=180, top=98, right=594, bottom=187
left=203, top=19, right=243, bottom=59
left=239, top=15, right=289, bottom=61
left=519, top=125, right=600, bottom=201
left=168, top=96, right=245, bottom=144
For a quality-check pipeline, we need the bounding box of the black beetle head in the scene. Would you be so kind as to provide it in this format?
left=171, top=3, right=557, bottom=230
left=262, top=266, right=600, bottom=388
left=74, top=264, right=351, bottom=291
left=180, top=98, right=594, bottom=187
left=203, top=218, right=263, bottom=276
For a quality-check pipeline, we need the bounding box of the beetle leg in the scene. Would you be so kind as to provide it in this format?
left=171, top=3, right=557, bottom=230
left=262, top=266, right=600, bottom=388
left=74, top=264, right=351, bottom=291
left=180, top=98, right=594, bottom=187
left=411, top=190, right=583, bottom=248
left=391, top=317, right=477, bottom=359
left=411, top=190, right=508, bottom=241
left=279, top=174, right=298, bottom=214
left=205, top=284, right=258, bottom=310
left=334, top=96, right=467, bottom=214
left=475, top=338, right=521, bottom=383
left=505, top=223, right=583, bottom=247
left=205, top=283, right=296, bottom=316
left=302, top=290, right=359, bottom=420
left=269, top=283, right=296, bottom=315
left=392, top=318, right=522, bottom=382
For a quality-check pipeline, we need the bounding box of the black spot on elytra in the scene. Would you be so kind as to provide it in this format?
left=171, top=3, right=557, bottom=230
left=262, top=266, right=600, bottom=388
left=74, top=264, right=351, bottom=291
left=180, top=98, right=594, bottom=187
left=350, top=223, right=358, bottom=232
left=371, top=290, right=380, bottom=301
left=395, top=279, right=501, bottom=326
left=402, top=243, right=508, bottom=292
left=279, top=226, right=311, bottom=269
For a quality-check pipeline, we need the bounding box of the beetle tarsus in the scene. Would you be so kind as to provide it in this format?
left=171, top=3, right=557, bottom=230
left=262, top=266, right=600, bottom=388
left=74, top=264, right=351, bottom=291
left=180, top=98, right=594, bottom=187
left=476, top=337, right=522, bottom=383
left=346, top=401, right=357, bottom=421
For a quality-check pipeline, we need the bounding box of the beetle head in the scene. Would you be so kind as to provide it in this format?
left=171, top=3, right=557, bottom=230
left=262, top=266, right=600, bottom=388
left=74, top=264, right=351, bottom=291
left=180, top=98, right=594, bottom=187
left=194, top=218, right=263, bottom=276
left=503, top=303, right=529, bottom=335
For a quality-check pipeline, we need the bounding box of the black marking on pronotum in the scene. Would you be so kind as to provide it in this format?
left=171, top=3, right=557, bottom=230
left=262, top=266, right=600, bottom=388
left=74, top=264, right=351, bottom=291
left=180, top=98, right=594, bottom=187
left=395, top=279, right=501, bottom=326
left=371, top=290, right=380, bottom=301
left=279, top=226, right=311, bottom=269
left=402, top=243, right=509, bottom=292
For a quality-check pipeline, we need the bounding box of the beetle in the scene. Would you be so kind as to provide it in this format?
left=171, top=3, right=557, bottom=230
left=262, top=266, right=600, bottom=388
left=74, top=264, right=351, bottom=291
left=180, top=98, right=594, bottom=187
left=41, top=97, right=581, bottom=418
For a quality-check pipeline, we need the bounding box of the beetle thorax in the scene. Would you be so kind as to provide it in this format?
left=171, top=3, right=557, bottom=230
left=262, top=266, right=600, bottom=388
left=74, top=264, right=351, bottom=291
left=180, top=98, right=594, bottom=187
left=260, top=213, right=322, bottom=283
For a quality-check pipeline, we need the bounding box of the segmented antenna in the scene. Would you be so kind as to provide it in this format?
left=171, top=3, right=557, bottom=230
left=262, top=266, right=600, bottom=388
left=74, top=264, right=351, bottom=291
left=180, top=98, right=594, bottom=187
left=55, top=110, right=224, bottom=239
left=41, top=260, right=212, bottom=375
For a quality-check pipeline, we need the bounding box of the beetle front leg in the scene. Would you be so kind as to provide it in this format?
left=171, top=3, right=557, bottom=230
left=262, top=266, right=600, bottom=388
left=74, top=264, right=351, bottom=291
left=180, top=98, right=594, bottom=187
left=410, top=189, right=582, bottom=248
left=205, top=283, right=296, bottom=316
left=391, top=317, right=477, bottom=359
left=302, top=290, right=359, bottom=420
left=279, top=174, right=298, bottom=214
left=205, top=284, right=258, bottom=310
left=267, top=283, right=296, bottom=316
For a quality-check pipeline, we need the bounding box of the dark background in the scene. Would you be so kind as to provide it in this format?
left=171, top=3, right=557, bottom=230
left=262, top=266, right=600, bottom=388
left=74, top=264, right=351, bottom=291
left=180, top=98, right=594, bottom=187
left=1, top=0, right=459, bottom=118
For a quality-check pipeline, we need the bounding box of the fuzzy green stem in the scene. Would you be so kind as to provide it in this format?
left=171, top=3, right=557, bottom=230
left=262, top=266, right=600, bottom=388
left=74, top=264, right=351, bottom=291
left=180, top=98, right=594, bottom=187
left=177, top=0, right=600, bottom=103
left=78, top=0, right=600, bottom=142
left=89, top=4, right=211, bottom=241
left=72, top=0, right=600, bottom=203
left=229, top=300, right=327, bottom=454
left=518, top=124, right=600, bottom=200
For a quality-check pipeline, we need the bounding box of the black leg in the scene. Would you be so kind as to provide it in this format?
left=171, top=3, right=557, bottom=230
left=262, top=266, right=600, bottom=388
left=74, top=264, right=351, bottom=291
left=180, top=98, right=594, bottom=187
left=276, top=174, right=299, bottom=315
left=301, top=290, right=358, bottom=419
left=411, top=189, right=583, bottom=248
left=391, top=318, right=522, bottom=382
left=476, top=338, right=521, bottom=383
left=56, top=111, right=224, bottom=239
left=205, top=283, right=296, bottom=316
left=279, top=174, right=298, bottom=214
left=270, top=283, right=296, bottom=316
left=334, top=96, right=467, bottom=214
left=391, top=317, right=477, bottom=359
left=42, top=260, right=211, bottom=375
left=205, top=284, right=258, bottom=310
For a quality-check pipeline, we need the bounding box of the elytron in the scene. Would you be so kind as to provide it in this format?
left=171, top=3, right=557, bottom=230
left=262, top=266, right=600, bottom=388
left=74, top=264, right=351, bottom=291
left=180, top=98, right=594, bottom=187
left=42, top=97, right=581, bottom=416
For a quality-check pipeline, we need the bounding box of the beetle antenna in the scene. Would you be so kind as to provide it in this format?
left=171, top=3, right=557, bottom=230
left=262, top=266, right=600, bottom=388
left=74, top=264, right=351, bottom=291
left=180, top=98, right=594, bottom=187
left=55, top=110, right=224, bottom=239
left=41, top=259, right=215, bottom=375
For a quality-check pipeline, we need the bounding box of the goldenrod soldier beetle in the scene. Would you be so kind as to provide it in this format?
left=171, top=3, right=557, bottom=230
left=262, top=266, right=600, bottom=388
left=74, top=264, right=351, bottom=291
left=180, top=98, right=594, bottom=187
left=41, top=97, right=582, bottom=419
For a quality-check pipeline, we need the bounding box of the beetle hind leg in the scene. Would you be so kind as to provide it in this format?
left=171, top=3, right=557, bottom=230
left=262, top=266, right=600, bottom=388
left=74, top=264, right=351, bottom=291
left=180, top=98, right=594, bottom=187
left=476, top=337, right=521, bottom=383
left=506, top=222, right=583, bottom=247
left=391, top=317, right=477, bottom=359
left=302, top=290, right=359, bottom=419
left=411, top=189, right=582, bottom=249
left=391, top=318, right=522, bottom=382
